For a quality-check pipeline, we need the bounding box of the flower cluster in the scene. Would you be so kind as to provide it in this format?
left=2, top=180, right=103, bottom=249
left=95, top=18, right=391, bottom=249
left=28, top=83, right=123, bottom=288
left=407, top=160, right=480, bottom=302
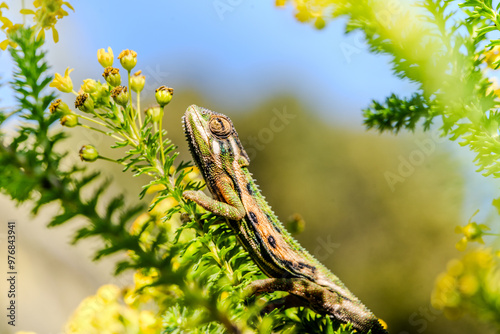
left=0, top=2, right=20, bottom=50
left=49, top=47, right=175, bottom=167
left=275, top=0, right=331, bottom=29
left=484, top=45, right=500, bottom=70
left=64, top=284, right=161, bottom=334
left=431, top=249, right=500, bottom=322
left=1, top=0, right=73, bottom=50
left=20, top=0, right=74, bottom=42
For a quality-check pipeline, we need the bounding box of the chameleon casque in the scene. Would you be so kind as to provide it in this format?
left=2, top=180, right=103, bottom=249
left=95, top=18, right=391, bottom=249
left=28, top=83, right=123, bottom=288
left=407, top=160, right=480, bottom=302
left=182, top=105, right=388, bottom=334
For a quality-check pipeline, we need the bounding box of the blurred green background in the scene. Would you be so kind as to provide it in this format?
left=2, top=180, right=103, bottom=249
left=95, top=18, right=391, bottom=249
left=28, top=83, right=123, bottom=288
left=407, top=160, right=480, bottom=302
left=0, top=1, right=497, bottom=333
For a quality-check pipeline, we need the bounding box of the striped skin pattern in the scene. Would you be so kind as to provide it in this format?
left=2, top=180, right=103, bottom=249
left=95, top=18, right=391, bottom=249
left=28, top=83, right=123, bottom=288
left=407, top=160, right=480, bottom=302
left=182, top=105, right=388, bottom=334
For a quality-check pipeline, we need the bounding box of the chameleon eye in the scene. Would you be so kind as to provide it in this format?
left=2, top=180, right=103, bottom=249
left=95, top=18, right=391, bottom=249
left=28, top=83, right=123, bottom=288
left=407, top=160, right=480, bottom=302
left=209, top=116, right=232, bottom=138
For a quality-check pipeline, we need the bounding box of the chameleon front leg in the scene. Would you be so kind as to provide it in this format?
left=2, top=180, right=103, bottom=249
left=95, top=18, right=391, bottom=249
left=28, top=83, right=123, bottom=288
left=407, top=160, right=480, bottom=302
left=246, top=278, right=388, bottom=334
left=183, top=176, right=246, bottom=220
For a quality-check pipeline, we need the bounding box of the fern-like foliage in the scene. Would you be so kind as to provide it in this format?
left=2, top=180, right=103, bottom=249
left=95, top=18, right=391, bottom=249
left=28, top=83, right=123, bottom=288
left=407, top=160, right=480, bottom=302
left=363, top=93, right=434, bottom=133
left=1, top=27, right=60, bottom=202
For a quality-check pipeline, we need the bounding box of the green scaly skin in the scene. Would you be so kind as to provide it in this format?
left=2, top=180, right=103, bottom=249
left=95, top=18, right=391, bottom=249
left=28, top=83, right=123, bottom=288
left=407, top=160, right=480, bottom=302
left=182, top=105, right=388, bottom=334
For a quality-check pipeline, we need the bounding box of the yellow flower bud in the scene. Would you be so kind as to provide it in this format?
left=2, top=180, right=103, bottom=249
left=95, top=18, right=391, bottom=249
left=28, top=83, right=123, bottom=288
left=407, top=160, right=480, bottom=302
left=145, top=106, right=162, bottom=122
left=155, top=86, right=173, bottom=107
left=139, top=310, right=158, bottom=331
left=60, top=113, right=78, bottom=127
left=118, top=49, right=137, bottom=71
left=314, top=17, right=326, bottom=30
left=50, top=67, right=74, bottom=93
left=97, top=284, right=121, bottom=303
left=81, top=79, right=98, bottom=94
left=97, top=47, right=114, bottom=68
left=91, top=82, right=110, bottom=107
left=49, top=99, right=70, bottom=114
left=129, top=213, right=150, bottom=236
left=111, top=85, right=129, bottom=107
left=79, top=145, right=99, bottom=162
left=102, top=67, right=121, bottom=87
left=74, top=93, right=94, bottom=113
left=130, top=70, right=145, bottom=93
left=287, top=213, right=305, bottom=234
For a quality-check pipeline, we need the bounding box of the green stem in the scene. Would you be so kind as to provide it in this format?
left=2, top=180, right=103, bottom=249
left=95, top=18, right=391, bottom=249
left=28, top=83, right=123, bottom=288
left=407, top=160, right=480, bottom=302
left=125, top=71, right=141, bottom=140
left=22, top=0, right=26, bottom=25
left=159, top=108, right=166, bottom=167
left=77, top=113, right=109, bottom=128
left=128, top=71, right=133, bottom=109
left=91, top=108, right=114, bottom=127
left=86, top=110, right=137, bottom=145
left=79, top=123, right=125, bottom=142
left=137, top=91, right=142, bottom=127
left=97, top=155, right=123, bottom=164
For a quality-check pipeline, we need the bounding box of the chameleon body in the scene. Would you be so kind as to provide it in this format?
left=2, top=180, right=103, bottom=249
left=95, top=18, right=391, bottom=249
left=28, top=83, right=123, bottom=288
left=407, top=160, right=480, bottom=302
left=182, top=105, right=387, bottom=334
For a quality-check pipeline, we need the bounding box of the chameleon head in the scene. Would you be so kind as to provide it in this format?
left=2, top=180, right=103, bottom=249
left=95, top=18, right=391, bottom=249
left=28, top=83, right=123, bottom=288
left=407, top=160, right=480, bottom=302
left=183, top=105, right=250, bottom=173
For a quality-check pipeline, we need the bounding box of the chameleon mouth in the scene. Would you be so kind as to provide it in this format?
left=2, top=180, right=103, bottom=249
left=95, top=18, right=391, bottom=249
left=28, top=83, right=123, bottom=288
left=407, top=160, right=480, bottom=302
left=183, top=106, right=207, bottom=174
left=182, top=115, right=199, bottom=164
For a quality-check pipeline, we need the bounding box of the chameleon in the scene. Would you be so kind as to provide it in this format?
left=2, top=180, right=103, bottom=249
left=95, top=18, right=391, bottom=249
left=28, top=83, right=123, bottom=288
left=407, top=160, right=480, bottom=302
left=182, top=105, right=388, bottom=334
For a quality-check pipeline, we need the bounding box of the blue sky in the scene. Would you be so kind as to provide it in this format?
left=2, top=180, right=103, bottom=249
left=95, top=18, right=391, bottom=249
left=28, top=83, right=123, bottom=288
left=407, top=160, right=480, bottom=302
left=0, top=1, right=417, bottom=127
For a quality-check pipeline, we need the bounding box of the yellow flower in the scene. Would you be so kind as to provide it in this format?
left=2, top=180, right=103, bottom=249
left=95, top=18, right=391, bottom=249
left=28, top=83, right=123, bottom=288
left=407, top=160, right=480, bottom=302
left=96, top=284, right=121, bottom=303
left=149, top=197, right=178, bottom=218
left=454, top=210, right=490, bottom=251
left=130, top=70, right=145, bottom=93
left=458, top=274, right=479, bottom=296
left=129, top=213, right=151, bottom=235
left=97, top=47, right=114, bottom=68
left=65, top=283, right=161, bottom=334
left=50, top=67, right=74, bottom=93
left=74, top=93, right=94, bottom=113
left=155, top=85, right=173, bottom=107
left=118, top=49, right=137, bottom=71
left=0, top=14, right=12, bottom=30
left=0, top=21, right=20, bottom=51
left=21, top=0, right=74, bottom=43
left=81, top=79, right=98, bottom=93
left=102, top=66, right=121, bottom=87
left=49, top=99, right=70, bottom=114
left=134, top=270, right=158, bottom=290
left=60, top=113, right=78, bottom=127
left=79, top=145, right=99, bottom=162
left=139, top=310, right=159, bottom=334
left=145, top=106, right=162, bottom=123
left=110, top=85, right=129, bottom=107
left=145, top=183, right=166, bottom=194
left=484, top=45, right=500, bottom=69
left=431, top=248, right=499, bottom=321
left=287, top=213, right=306, bottom=235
